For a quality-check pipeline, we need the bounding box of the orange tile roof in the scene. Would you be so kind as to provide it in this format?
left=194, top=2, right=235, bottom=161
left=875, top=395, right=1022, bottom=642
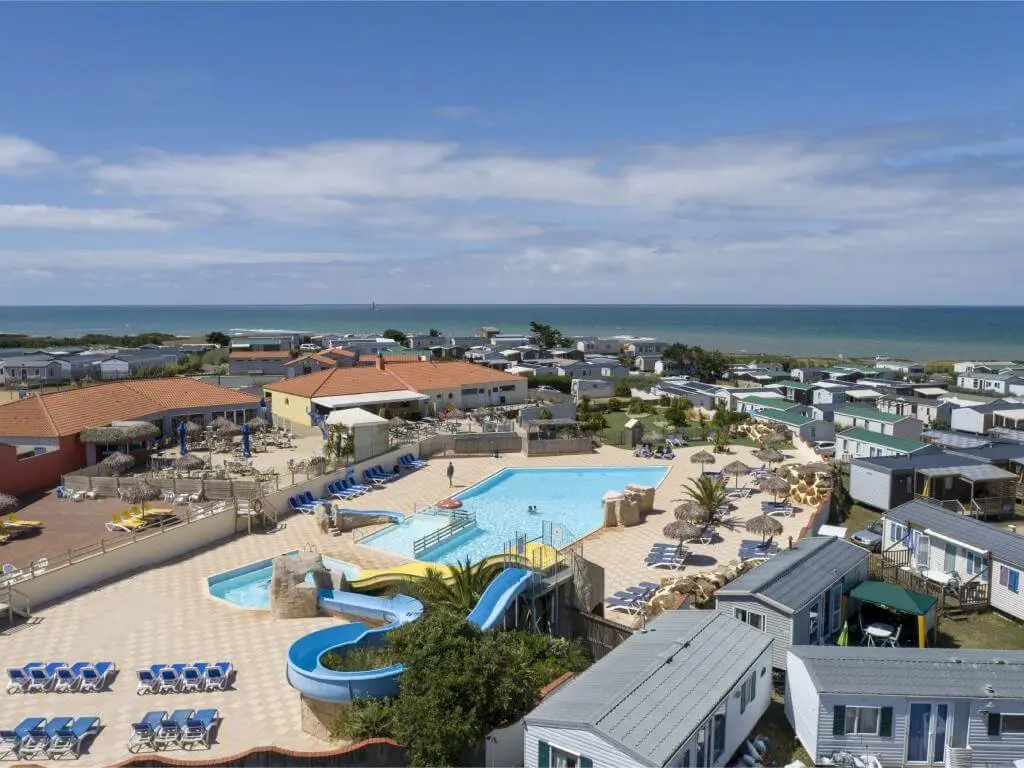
left=388, top=360, right=521, bottom=391
left=228, top=350, right=292, bottom=360
left=283, top=352, right=336, bottom=367
left=264, top=359, right=519, bottom=399
left=0, top=379, right=260, bottom=438
left=264, top=367, right=403, bottom=398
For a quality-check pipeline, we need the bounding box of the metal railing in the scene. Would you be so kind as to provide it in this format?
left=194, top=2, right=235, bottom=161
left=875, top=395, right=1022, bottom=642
left=412, top=511, right=477, bottom=558
left=1, top=585, right=31, bottom=623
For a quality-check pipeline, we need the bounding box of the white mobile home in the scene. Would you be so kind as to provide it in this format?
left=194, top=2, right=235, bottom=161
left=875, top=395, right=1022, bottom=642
left=882, top=499, right=1024, bottom=620
left=951, top=400, right=1024, bottom=435
left=833, top=407, right=923, bottom=439
left=524, top=612, right=772, bottom=768
left=716, top=537, right=869, bottom=670
left=787, top=645, right=1024, bottom=767
left=835, top=429, right=935, bottom=463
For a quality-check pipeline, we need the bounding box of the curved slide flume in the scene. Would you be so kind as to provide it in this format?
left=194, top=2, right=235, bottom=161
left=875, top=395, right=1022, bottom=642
left=286, top=568, right=534, bottom=703
left=334, top=508, right=405, bottom=524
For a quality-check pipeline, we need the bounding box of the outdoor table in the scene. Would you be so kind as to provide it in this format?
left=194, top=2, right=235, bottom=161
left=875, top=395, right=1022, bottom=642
left=865, top=622, right=894, bottom=646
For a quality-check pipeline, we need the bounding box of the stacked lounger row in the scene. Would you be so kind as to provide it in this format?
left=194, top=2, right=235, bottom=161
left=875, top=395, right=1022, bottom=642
left=136, top=663, right=233, bottom=695
left=7, top=662, right=116, bottom=694
left=399, top=454, right=427, bottom=470
left=0, top=716, right=100, bottom=760
left=605, top=582, right=661, bottom=615
left=127, top=709, right=219, bottom=753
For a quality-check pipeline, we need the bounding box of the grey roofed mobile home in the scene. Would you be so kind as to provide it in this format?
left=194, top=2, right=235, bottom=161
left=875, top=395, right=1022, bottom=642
left=849, top=452, right=989, bottom=511
left=786, top=645, right=1024, bottom=767
left=524, top=611, right=773, bottom=768
left=715, top=536, right=869, bottom=669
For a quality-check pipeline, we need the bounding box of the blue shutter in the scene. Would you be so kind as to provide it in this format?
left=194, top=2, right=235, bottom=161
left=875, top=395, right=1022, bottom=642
left=538, top=741, right=550, bottom=768
left=880, top=707, right=894, bottom=738
left=1011, top=571, right=1020, bottom=594
left=580, top=758, right=593, bottom=768
left=833, top=706, right=846, bottom=736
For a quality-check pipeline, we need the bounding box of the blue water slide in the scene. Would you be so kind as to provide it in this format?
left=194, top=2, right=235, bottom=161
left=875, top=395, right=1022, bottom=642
left=466, top=567, right=534, bottom=631
left=286, top=592, right=423, bottom=702
left=333, top=508, right=405, bottom=524
left=286, top=567, right=534, bottom=703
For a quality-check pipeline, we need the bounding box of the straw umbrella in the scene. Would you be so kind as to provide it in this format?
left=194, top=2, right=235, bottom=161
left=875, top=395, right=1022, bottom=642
left=173, top=454, right=207, bottom=472
left=246, top=416, right=269, bottom=432
left=690, top=450, right=715, bottom=474
left=215, top=421, right=242, bottom=437
left=753, top=446, right=784, bottom=470
left=121, top=480, right=161, bottom=506
left=759, top=473, right=791, bottom=501
left=0, top=493, right=18, bottom=514
left=184, top=420, right=204, bottom=435
left=745, top=513, right=783, bottom=543
left=674, top=500, right=711, bottom=524
left=722, top=459, right=751, bottom=490
left=99, top=451, right=136, bottom=477
left=664, top=520, right=701, bottom=551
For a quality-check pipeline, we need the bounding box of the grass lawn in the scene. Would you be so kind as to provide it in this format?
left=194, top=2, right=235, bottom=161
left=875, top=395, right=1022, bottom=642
left=842, top=504, right=881, bottom=537
left=935, top=610, right=1024, bottom=651
left=752, top=697, right=812, bottom=766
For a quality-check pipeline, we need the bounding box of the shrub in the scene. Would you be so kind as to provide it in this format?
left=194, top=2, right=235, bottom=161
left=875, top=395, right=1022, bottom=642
left=330, top=698, right=396, bottom=741
left=321, top=644, right=395, bottom=672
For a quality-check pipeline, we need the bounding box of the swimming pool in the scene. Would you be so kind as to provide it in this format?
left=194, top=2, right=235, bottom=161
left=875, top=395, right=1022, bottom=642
left=208, top=553, right=361, bottom=609
left=360, top=466, right=669, bottom=565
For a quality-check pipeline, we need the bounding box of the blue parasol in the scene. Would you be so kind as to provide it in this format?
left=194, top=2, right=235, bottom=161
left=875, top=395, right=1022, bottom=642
left=177, top=422, right=188, bottom=456
left=259, top=398, right=266, bottom=421
left=241, top=423, right=251, bottom=459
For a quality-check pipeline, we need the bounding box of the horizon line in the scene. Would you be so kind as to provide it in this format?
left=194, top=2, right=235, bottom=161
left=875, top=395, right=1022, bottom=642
left=3, top=303, right=1024, bottom=310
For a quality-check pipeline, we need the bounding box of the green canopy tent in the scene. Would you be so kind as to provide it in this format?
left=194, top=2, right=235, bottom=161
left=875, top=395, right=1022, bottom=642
left=850, top=580, right=937, bottom=648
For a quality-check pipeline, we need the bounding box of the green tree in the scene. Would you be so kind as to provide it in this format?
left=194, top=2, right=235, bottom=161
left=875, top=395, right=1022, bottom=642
left=428, top=328, right=441, bottom=337
left=322, top=425, right=354, bottom=464
left=607, top=397, right=623, bottom=412
left=711, top=424, right=731, bottom=453
left=538, top=407, right=554, bottom=420
left=206, top=331, right=231, bottom=347
left=663, top=397, right=692, bottom=429
left=383, top=329, right=410, bottom=346
left=683, top=475, right=729, bottom=524
left=413, top=559, right=497, bottom=615
left=528, top=321, right=571, bottom=349
left=696, top=411, right=710, bottom=440
left=613, top=379, right=632, bottom=398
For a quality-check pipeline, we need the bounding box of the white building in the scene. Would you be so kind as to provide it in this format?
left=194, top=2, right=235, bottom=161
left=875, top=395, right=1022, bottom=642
left=956, top=372, right=1024, bottom=396
left=833, top=407, right=923, bottom=439
left=523, top=611, right=772, bottom=768
left=571, top=379, right=615, bottom=400
left=953, top=360, right=1021, bottom=375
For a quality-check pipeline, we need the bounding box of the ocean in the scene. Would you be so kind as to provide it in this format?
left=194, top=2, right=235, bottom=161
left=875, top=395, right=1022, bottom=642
left=1, top=304, right=1022, bottom=361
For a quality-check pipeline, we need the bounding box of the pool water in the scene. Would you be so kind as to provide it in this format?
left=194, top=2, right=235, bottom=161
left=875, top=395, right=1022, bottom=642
left=361, top=466, right=669, bottom=565
left=208, top=555, right=360, bottom=609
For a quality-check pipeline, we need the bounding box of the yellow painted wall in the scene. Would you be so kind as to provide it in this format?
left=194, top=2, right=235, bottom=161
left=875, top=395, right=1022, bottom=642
left=263, top=389, right=314, bottom=427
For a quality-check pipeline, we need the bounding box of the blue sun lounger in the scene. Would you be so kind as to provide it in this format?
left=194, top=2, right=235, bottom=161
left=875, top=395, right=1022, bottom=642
left=203, top=662, right=233, bottom=691
left=6, top=667, right=32, bottom=694
left=127, top=711, right=166, bottom=753
left=180, top=708, right=219, bottom=749
left=0, top=717, right=46, bottom=760
left=327, top=481, right=361, bottom=500
left=74, top=661, right=116, bottom=692
left=48, top=716, right=101, bottom=759
left=605, top=594, right=642, bottom=614
left=344, top=473, right=372, bottom=492
left=18, top=717, right=72, bottom=760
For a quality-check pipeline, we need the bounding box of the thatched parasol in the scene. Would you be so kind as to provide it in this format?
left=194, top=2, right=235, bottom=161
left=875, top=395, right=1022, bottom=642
left=690, top=450, right=715, bottom=473
left=246, top=416, right=269, bottom=432
left=173, top=454, right=207, bottom=472
left=675, top=500, right=711, bottom=524
left=753, top=447, right=784, bottom=467
left=121, top=480, right=161, bottom=505
left=745, top=513, right=783, bottom=542
left=80, top=421, right=160, bottom=445
left=99, top=451, right=136, bottom=477
left=758, top=473, right=791, bottom=500
left=0, top=493, right=18, bottom=514
left=389, top=416, right=406, bottom=426
left=183, top=420, right=204, bottom=435
left=722, top=459, right=751, bottom=489
left=210, top=417, right=241, bottom=437
left=664, top=520, right=701, bottom=545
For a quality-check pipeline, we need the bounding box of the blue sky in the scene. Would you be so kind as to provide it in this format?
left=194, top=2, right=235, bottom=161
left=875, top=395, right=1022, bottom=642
left=1, top=3, right=1023, bottom=304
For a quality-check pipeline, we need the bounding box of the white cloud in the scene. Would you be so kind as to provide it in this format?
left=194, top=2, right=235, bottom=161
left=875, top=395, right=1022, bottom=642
left=0, top=248, right=369, bottom=270
left=0, top=135, right=58, bottom=173
left=0, top=204, right=173, bottom=231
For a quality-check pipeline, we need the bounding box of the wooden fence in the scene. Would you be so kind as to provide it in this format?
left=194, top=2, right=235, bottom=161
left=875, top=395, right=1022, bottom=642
left=525, top=437, right=594, bottom=456
left=869, top=551, right=989, bottom=613
left=419, top=432, right=523, bottom=457
left=566, top=607, right=633, bottom=661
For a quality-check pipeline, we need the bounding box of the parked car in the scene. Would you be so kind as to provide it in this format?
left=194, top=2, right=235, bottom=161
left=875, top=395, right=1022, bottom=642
left=812, top=440, right=835, bottom=457
left=850, top=519, right=883, bottom=552
left=535, top=385, right=560, bottom=393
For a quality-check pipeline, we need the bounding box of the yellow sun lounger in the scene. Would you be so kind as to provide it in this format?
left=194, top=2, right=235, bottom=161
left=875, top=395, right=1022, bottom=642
left=1, top=513, right=43, bottom=529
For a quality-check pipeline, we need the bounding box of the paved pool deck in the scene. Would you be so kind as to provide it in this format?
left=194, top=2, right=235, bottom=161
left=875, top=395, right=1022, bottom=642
left=1, top=444, right=813, bottom=764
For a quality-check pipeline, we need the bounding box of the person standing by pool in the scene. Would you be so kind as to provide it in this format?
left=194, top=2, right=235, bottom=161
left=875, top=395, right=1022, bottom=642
left=446, top=461, right=455, bottom=487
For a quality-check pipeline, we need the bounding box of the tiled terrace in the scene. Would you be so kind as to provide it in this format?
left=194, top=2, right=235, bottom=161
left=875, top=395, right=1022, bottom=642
left=1, top=442, right=813, bottom=764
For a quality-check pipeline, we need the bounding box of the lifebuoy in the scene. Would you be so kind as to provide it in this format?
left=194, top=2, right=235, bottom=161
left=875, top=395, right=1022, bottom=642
left=436, top=498, right=462, bottom=509
left=251, top=499, right=264, bottom=514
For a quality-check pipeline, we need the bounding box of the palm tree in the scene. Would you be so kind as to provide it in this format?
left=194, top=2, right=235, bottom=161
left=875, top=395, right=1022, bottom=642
left=711, top=424, right=731, bottom=454
left=414, top=559, right=496, bottom=615
left=682, top=475, right=728, bottom=525
left=696, top=411, right=710, bottom=441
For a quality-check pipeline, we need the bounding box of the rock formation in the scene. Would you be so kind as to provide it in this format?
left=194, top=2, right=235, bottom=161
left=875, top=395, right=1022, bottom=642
left=602, top=490, right=640, bottom=527
left=269, top=553, right=333, bottom=619
left=625, top=484, right=656, bottom=514
left=637, top=559, right=755, bottom=620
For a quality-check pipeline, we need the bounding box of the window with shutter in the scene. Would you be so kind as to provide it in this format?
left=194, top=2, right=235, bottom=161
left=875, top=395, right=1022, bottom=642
left=538, top=741, right=550, bottom=768
left=1010, top=571, right=1020, bottom=594
left=1000, top=566, right=1009, bottom=587
left=833, top=705, right=846, bottom=736
left=988, top=713, right=1001, bottom=737
left=879, top=707, right=893, bottom=737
